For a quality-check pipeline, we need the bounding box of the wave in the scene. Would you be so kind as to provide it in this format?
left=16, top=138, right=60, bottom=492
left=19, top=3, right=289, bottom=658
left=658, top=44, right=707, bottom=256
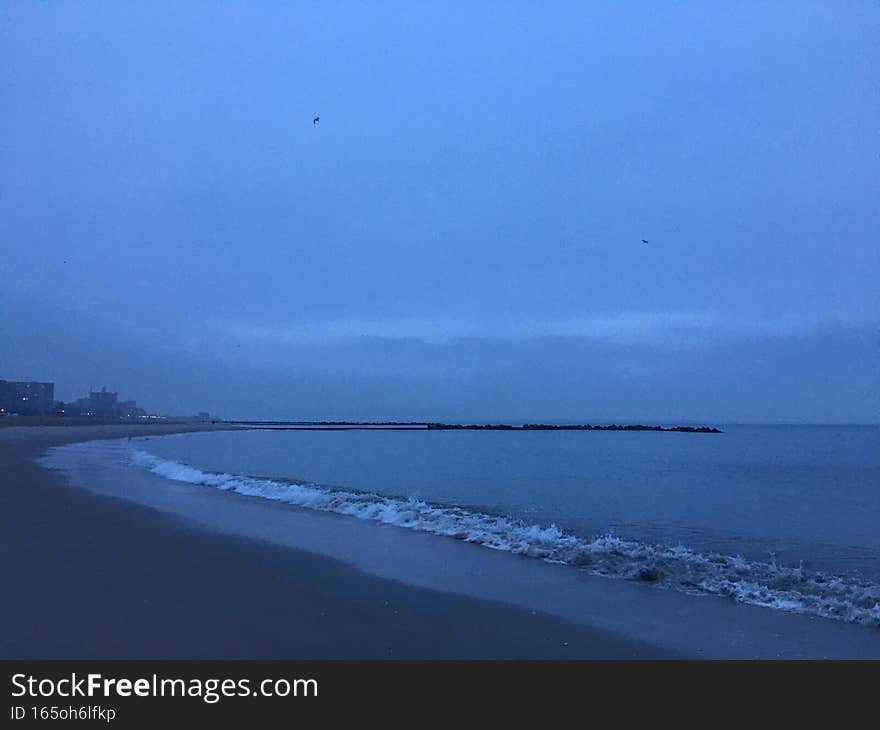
left=129, top=448, right=880, bottom=627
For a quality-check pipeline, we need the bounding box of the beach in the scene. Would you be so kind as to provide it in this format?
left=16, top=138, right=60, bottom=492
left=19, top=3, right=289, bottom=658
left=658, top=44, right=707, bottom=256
left=7, top=423, right=880, bottom=660
left=1, top=424, right=677, bottom=659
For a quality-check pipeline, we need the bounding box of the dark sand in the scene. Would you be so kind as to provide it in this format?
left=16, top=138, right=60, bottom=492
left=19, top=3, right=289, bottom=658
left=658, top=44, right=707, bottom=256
left=1, top=424, right=681, bottom=658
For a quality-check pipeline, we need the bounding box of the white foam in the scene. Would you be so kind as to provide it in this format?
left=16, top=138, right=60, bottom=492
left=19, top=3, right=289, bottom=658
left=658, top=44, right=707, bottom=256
left=128, top=448, right=880, bottom=627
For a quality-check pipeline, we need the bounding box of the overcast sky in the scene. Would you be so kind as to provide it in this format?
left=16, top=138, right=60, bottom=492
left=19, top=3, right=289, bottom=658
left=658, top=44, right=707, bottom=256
left=1, top=2, right=878, bottom=422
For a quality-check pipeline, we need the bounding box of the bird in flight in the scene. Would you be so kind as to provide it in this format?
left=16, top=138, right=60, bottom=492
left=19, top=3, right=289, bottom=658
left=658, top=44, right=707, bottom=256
left=642, top=239, right=649, bottom=244
left=313, top=116, right=320, bottom=125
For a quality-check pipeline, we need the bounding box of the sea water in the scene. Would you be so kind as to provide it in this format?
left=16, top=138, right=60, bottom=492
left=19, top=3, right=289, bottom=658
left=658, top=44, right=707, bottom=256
left=105, top=424, right=880, bottom=627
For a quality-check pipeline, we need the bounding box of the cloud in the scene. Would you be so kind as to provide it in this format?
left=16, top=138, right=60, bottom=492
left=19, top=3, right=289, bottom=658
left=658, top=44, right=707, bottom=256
left=194, top=318, right=879, bottom=422
left=206, top=311, right=839, bottom=349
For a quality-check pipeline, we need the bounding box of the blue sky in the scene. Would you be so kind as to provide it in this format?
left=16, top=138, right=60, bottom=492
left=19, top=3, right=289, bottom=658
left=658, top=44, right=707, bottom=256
left=2, top=2, right=878, bottom=421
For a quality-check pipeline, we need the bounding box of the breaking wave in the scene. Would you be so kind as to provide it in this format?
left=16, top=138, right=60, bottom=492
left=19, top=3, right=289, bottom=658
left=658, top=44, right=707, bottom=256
left=130, top=449, right=880, bottom=627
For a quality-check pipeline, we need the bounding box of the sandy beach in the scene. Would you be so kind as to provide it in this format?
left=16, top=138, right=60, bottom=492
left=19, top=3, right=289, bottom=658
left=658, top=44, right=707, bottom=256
left=1, top=424, right=678, bottom=659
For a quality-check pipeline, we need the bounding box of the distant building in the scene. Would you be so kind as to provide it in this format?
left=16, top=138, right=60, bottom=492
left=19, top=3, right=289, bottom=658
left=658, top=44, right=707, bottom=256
left=75, top=387, right=146, bottom=419
left=0, top=380, right=55, bottom=416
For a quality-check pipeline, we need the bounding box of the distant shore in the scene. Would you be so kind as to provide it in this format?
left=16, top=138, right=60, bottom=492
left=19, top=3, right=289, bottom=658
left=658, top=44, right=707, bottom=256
left=0, top=423, right=678, bottom=658
left=0, top=416, right=222, bottom=429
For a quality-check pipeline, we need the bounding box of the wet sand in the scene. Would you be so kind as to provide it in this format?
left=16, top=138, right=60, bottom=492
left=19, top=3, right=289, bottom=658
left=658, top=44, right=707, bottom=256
left=1, top=424, right=679, bottom=658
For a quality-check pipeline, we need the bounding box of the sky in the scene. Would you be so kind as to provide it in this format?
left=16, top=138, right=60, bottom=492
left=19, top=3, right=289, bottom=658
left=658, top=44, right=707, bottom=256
left=1, top=1, right=878, bottom=423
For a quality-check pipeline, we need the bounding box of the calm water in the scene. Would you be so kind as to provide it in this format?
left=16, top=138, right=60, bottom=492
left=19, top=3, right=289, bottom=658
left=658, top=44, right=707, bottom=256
left=140, top=425, right=880, bottom=581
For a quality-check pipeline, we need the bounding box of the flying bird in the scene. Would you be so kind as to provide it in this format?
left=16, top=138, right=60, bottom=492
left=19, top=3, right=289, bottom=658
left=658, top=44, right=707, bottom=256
left=313, top=116, right=320, bottom=125
left=641, top=239, right=649, bottom=244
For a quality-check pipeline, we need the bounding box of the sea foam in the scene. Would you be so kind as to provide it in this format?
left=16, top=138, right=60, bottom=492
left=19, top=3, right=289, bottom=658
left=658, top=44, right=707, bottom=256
left=129, top=448, right=880, bottom=627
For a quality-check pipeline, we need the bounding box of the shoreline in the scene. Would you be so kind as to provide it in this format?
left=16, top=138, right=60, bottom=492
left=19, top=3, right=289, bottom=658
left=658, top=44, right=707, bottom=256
left=1, top=424, right=681, bottom=659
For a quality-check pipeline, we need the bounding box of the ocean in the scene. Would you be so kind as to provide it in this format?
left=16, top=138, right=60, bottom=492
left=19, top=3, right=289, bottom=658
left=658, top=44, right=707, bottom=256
left=42, top=424, right=880, bottom=632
